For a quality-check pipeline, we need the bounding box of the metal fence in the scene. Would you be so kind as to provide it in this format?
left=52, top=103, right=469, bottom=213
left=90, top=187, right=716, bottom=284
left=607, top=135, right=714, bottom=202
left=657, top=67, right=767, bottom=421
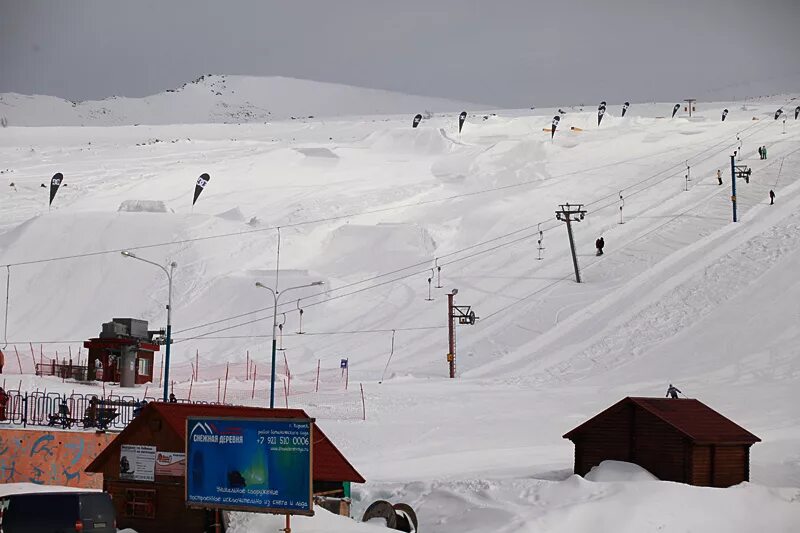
left=0, top=390, right=221, bottom=432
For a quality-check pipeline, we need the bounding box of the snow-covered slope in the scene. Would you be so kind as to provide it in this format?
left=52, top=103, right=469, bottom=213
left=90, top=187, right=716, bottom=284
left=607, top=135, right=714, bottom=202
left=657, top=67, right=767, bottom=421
left=0, top=75, right=482, bottom=126
left=1, top=91, right=800, bottom=531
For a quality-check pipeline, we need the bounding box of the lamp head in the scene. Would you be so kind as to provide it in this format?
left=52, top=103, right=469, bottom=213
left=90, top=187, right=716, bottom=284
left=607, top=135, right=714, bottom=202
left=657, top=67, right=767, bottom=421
left=451, top=288, right=459, bottom=296
left=121, top=251, right=135, bottom=258
left=255, top=281, right=265, bottom=288
left=311, top=281, right=324, bottom=286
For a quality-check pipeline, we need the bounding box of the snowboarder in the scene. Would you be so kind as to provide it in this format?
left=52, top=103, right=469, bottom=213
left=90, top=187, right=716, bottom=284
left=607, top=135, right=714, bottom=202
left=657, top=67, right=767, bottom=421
left=595, top=237, right=605, bottom=256
left=717, top=169, right=723, bottom=185
left=769, top=190, right=775, bottom=205
left=666, top=384, right=682, bottom=399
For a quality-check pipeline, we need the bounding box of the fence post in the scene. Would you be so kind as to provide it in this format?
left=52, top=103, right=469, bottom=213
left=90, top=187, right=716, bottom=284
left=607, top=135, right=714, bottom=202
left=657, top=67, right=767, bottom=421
left=283, top=379, right=288, bottom=408
left=195, top=350, right=199, bottom=381
left=29, top=343, right=35, bottom=374
left=13, top=345, right=22, bottom=374
left=251, top=365, right=257, bottom=399
left=315, top=360, right=320, bottom=393
left=360, top=383, right=366, bottom=421
left=223, top=363, right=229, bottom=404
left=246, top=351, right=250, bottom=380
left=22, top=393, right=27, bottom=428
left=217, top=379, right=220, bottom=403
left=188, top=376, right=194, bottom=401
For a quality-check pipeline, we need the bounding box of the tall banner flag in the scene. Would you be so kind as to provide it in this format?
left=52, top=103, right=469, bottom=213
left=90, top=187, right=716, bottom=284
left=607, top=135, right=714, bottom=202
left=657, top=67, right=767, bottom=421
left=192, top=173, right=210, bottom=206
left=722, top=109, right=729, bottom=122
left=774, top=109, right=783, bottom=120
left=49, top=172, right=63, bottom=206
left=597, top=102, right=607, bottom=126
left=551, top=115, right=560, bottom=139
left=795, top=106, right=800, bottom=120
left=672, top=104, right=681, bottom=119
left=412, top=114, right=423, bottom=128
left=458, top=111, right=467, bottom=134
left=621, top=102, right=630, bottom=117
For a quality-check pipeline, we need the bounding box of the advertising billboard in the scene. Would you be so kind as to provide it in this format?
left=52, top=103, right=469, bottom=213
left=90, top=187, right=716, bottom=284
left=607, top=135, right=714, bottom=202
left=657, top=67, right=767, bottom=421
left=185, top=417, right=313, bottom=515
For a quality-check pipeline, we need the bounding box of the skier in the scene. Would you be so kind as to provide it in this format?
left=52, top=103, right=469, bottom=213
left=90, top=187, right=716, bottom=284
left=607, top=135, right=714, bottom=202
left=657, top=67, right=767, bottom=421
left=666, top=384, right=682, bottom=399
left=769, top=190, right=775, bottom=205
left=717, top=169, right=723, bottom=185
left=763, top=145, right=767, bottom=160
left=595, top=237, right=605, bottom=256
left=758, top=146, right=763, bottom=160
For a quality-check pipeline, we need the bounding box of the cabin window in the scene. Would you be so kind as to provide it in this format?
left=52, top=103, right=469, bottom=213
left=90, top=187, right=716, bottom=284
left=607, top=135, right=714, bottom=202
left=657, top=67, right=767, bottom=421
left=125, top=488, right=156, bottom=519
left=137, top=358, right=151, bottom=376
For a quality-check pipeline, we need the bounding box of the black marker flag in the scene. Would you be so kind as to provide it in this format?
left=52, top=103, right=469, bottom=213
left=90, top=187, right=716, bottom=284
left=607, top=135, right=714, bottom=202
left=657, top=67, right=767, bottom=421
left=672, top=104, right=681, bottom=119
left=795, top=106, right=800, bottom=120
left=193, top=173, right=210, bottom=206
left=412, top=114, right=423, bottom=128
left=722, top=109, right=729, bottom=122
left=458, top=111, right=467, bottom=134
left=551, top=115, right=560, bottom=139
left=621, top=102, right=630, bottom=117
left=774, top=109, right=783, bottom=120
left=49, top=172, right=63, bottom=206
left=597, top=102, right=607, bottom=126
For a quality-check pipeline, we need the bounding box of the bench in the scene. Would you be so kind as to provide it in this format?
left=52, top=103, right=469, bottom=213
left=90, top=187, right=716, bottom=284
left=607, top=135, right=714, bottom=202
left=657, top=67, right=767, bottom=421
left=47, top=413, right=78, bottom=429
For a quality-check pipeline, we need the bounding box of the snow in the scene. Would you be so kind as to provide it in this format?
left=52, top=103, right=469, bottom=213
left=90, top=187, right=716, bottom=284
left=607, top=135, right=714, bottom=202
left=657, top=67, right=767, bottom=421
left=1, top=80, right=800, bottom=531
left=0, top=482, right=98, bottom=497
left=584, top=460, right=658, bottom=482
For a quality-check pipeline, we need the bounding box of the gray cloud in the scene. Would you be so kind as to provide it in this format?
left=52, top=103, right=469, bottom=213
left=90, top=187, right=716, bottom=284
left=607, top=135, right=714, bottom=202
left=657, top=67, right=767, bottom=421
left=1, top=0, right=798, bottom=107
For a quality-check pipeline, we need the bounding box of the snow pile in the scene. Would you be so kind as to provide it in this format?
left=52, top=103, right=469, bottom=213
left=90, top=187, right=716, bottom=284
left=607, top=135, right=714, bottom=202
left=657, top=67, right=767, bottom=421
left=584, top=460, right=659, bottom=482
left=117, top=200, right=169, bottom=213
left=227, top=507, right=388, bottom=533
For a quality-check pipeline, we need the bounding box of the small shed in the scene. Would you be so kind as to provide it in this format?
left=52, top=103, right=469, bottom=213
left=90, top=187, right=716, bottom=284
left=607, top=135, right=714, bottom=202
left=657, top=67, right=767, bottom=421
left=84, top=318, right=159, bottom=385
left=86, top=403, right=365, bottom=533
left=563, top=397, right=760, bottom=487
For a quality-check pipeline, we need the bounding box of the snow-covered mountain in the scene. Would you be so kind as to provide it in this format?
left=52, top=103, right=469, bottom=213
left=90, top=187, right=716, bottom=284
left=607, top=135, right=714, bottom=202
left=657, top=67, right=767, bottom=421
left=1, top=89, right=799, bottom=531
left=0, top=75, right=482, bottom=126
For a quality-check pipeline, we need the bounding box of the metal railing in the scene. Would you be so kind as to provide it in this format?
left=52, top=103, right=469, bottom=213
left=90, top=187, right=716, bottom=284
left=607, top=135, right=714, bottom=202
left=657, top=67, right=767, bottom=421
left=0, top=390, right=221, bottom=432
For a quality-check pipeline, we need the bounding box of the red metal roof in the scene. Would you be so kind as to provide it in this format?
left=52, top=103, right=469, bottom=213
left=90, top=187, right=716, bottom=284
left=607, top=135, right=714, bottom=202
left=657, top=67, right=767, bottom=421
left=86, top=402, right=365, bottom=483
left=563, top=397, right=760, bottom=444
left=83, top=338, right=160, bottom=351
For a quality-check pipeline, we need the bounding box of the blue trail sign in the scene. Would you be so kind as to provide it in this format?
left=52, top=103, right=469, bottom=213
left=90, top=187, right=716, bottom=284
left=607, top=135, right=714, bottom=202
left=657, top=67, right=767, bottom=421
left=186, top=417, right=314, bottom=515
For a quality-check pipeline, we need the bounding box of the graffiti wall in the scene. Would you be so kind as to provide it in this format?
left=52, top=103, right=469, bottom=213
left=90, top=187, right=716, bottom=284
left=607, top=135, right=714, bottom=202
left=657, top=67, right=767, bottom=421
left=0, top=429, right=113, bottom=489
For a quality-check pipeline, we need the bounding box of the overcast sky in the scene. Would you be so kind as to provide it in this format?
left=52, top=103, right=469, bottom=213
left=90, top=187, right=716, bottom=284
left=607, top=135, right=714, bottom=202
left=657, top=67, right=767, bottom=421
left=1, top=0, right=798, bottom=107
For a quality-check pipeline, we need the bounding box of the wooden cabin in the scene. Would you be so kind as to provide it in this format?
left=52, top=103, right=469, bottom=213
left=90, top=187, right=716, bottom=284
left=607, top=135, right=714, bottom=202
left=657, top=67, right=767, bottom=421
left=85, top=403, right=365, bottom=533
left=563, top=397, right=760, bottom=487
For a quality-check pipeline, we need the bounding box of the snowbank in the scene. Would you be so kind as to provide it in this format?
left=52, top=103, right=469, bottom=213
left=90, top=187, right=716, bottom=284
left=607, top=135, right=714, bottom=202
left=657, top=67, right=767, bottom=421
left=584, top=460, right=659, bottom=482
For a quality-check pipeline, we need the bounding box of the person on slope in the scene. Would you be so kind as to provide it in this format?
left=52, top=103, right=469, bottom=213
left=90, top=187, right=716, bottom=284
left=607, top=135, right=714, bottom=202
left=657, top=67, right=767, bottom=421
left=595, top=237, right=605, bottom=256
left=770, top=190, right=775, bottom=205
left=666, top=384, right=682, bottom=399
left=758, top=146, right=764, bottom=160
left=717, top=169, right=723, bottom=185
left=763, top=145, right=768, bottom=160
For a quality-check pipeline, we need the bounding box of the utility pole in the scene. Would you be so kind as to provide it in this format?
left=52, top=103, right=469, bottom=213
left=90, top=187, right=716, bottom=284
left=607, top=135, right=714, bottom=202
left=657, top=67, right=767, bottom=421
left=730, top=155, right=737, bottom=222
left=555, top=203, right=587, bottom=283
left=446, top=289, right=477, bottom=378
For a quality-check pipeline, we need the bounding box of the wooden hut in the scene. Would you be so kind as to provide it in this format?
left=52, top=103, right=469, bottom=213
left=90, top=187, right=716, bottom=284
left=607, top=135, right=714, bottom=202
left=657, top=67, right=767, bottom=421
left=86, top=403, right=365, bottom=533
left=563, top=397, right=760, bottom=487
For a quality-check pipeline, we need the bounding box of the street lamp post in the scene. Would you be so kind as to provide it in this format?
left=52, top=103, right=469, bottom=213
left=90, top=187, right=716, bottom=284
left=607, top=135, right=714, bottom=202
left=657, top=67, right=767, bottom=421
left=255, top=280, right=323, bottom=408
left=121, top=251, right=177, bottom=402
